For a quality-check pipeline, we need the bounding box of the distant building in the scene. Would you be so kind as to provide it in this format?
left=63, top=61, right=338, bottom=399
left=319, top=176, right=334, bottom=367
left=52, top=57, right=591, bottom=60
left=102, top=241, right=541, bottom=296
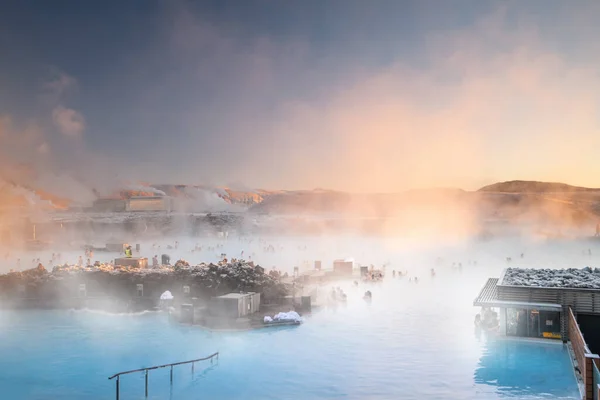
left=126, top=196, right=173, bottom=212
left=92, top=198, right=127, bottom=212
left=333, top=259, right=353, bottom=276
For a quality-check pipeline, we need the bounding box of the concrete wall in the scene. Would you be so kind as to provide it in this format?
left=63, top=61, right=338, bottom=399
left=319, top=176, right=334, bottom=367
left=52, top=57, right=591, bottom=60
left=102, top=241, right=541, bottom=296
left=243, top=292, right=261, bottom=314
left=209, top=297, right=240, bottom=318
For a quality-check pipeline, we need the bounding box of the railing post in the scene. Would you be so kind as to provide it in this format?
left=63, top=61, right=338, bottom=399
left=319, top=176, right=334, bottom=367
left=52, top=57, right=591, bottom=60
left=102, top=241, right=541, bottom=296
left=145, top=370, right=148, bottom=398
left=109, top=352, right=219, bottom=398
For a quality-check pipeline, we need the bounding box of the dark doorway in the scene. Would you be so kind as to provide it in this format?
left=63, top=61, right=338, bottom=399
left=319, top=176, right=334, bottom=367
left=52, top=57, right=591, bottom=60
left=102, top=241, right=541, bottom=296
left=577, top=314, right=600, bottom=354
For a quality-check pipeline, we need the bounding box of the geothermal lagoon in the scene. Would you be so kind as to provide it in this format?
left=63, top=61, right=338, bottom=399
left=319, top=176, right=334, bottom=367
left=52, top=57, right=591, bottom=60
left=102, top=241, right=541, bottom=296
left=0, top=235, right=585, bottom=399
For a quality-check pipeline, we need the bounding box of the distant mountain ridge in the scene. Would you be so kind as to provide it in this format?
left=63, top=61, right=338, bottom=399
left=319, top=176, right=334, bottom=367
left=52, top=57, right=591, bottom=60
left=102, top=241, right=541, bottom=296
left=478, top=180, right=600, bottom=193
left=3, top=178, right=600, bottom=217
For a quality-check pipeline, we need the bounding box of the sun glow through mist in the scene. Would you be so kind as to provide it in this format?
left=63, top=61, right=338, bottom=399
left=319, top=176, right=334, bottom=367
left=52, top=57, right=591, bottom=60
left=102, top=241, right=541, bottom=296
left=1, top=2, right=600, bottom=191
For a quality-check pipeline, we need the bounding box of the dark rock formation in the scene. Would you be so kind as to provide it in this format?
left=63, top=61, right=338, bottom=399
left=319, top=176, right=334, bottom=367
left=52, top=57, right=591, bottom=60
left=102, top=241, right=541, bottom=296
left=0, top=261, right=289, bottom=311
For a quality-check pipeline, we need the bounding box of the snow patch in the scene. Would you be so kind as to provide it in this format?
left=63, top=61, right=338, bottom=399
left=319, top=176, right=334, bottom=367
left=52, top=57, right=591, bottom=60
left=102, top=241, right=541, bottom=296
left=160, top=290, right=174, bottom=300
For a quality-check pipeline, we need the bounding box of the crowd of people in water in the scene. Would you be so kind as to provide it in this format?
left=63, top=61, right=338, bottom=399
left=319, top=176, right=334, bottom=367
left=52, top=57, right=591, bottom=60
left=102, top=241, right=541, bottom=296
left=327, top=284, right=372, bottom=304
left=3, top=231, right=599, bottom=291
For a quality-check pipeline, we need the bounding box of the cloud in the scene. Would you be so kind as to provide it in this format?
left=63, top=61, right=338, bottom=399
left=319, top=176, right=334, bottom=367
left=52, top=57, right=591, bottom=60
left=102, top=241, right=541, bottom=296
left=0, top=69, right=89, bottom=197
left=43, top=71, right=78, bottom=102
left=52, top=105, right=85, bottom=137
left=0, top=115, right=48, bottom=166
left=177, top=186, right=241, bottom=212
left=4, top=2, right=600, bottom=193
left=37, top=142, right=50, bottom=154
left=40, top=70, right=86, bottom=138
left=244, top=3, right=600, bottom=191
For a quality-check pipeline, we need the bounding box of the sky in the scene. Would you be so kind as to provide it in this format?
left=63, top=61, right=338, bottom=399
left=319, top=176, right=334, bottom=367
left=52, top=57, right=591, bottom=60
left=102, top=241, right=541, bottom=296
left=1, top=0, right=600, bottom=192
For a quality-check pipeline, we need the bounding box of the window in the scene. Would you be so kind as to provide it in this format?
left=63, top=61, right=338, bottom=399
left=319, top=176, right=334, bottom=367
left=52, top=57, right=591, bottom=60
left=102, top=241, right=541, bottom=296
left=506, top=308, right=561, bottom=339
left=539, top=310, right=561, bottom=338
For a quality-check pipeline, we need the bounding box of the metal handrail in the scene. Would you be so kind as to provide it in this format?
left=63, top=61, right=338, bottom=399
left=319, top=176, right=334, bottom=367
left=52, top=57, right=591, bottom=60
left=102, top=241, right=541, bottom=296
left=108, top=352, right=219, bottom=399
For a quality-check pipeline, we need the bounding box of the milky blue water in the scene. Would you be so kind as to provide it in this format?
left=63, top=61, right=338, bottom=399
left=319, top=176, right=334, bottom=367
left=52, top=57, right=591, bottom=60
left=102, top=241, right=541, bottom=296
left=0, top=268, right=579, bottom=400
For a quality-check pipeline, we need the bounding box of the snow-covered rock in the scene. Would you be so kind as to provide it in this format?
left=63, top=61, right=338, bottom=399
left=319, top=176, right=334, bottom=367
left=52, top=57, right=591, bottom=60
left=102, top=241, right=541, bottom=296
left=503, top=267, right=600, bottom=289
left=273, top=311, right=303, bottom=322
left=160, top=290, right=174, bottom=300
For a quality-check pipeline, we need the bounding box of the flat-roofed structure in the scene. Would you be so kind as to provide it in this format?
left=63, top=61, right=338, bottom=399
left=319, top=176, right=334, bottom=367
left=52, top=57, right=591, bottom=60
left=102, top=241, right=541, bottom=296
left=114, top=257, right=148, bottom=269
left=208, top=292, right=261, bottom=319
left=126, top=196, right=173, bottom=212
left=92, top=198, right=127, bottom=212
left=333, top=259, right=353, bottom=277
left=474, top=268, right=600, bottom=342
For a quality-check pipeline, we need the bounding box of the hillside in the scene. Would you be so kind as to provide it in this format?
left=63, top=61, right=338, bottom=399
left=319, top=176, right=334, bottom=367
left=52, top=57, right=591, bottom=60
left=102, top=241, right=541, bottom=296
left=248, top=183, right=600, bottom=227
left=0, top=181, right=72, bottom=211
left=249, top=189, right=471, bottom=217
left=478, top=180, right=600, bottom=193
left=3, top=175, right=600, bottom=226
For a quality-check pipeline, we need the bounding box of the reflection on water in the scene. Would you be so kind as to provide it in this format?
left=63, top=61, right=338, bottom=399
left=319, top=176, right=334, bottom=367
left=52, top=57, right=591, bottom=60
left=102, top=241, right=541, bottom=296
left=474, top=339, right=579, bottom=399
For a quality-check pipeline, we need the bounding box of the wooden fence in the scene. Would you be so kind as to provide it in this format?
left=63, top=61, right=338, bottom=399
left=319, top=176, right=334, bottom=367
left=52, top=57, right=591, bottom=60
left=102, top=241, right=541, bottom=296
left=568, top=307, right=600, bottom=400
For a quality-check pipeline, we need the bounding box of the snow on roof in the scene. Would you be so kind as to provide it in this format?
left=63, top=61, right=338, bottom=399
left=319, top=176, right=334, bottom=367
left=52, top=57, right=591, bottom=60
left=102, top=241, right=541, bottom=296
left=502, top=267, right=600, bottom=289
left=216, top=292, right=256, bottom=299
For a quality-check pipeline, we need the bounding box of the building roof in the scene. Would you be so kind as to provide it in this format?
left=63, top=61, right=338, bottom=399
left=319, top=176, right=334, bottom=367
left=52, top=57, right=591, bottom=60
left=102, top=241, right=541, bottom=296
left=129, top=196, right=166, bottom=200
left=216, top=292, right=256, bottom=299
left=301, top=270, right=327, bottom=277
left=474, top=278, right=562, bottom=311
left=501, top=267, right=600, bottom=290
left=474, top=278, right=499, bottom=304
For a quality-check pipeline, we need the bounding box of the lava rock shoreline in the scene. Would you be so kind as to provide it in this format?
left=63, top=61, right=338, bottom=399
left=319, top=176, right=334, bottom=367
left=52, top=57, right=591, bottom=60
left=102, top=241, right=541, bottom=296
left=0, top=260, right=290, bottom=311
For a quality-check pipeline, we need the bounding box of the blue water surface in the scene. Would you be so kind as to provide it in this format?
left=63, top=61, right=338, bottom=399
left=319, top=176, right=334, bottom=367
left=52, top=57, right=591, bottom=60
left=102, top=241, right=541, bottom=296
left=0, top=271, right=579, bottom=400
